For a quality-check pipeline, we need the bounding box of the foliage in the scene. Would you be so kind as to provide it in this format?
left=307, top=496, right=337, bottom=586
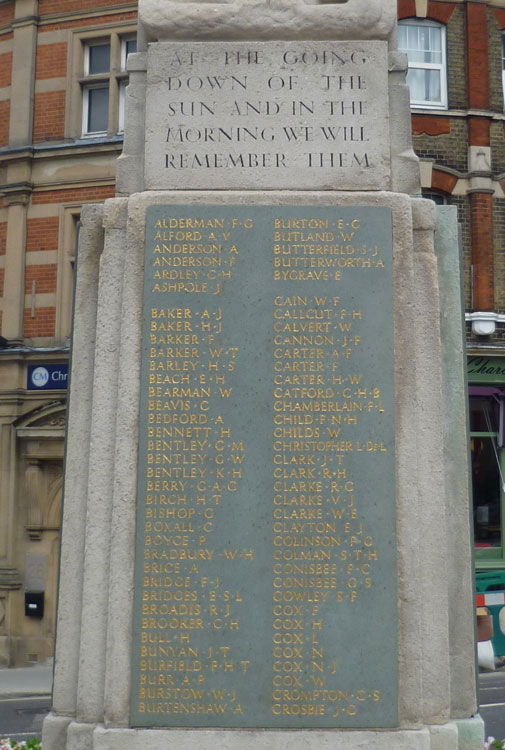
left=0, top=739, right=41, bottom=750
left=485, top=739, right=505, bottom=750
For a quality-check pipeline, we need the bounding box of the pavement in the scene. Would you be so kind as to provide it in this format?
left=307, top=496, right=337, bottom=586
left=0, top=662, right=52, bottom=697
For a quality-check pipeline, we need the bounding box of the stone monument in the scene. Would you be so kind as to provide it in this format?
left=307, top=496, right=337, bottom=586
left=42, top=1, right=483, bottom=748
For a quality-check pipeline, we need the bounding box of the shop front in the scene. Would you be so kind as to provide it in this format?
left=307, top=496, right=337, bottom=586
left=468, top=355, right=505, bottom=569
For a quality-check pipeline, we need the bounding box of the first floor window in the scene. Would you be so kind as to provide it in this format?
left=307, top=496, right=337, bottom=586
left=83, top=85, right=109, bottom=134
left=398, top=20, right=448, bottom=109
left=81, top=36, right=136, bottom=136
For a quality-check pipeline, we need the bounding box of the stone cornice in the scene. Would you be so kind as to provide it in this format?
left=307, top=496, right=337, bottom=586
left=139, top=0, right=397, bottom=41
left=0, top=181, right=33, bottom=206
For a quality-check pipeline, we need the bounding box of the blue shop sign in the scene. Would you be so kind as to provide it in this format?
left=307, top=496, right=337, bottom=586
left=27, top=363, right=68, bottom=390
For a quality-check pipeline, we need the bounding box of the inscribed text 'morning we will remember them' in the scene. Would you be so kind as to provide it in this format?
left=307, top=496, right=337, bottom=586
left=131, top=205, right=397, bottom=729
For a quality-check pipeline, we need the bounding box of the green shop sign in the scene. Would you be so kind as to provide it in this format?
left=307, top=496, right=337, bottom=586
left=468, top=356, right=505, bottom=382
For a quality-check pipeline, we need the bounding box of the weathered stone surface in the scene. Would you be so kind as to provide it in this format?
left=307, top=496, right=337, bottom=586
left=49, top=203, right=103, bottom=720
left=76, top=199, right=128, bottom=725
left=139, top=0, right=397, bottom=42
left=435, top=207, right=477, bottom=719
left=93, top=726, right=432, bottom=750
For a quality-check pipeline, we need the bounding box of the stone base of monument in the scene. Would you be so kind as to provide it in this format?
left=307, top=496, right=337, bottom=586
left=41, top=721, right=486, bottom=750
left=42, top=190, right=483, bottom=750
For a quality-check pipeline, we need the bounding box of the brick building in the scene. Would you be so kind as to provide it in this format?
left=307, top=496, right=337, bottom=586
left=397, top=0, right=505, bottom=576
left=0, top=0, right=137, bottom=666
left=1, top=0, right=505, bottom=667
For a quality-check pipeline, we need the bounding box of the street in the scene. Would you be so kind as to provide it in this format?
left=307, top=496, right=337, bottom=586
left=480, top=668, right=505, bottom=741
left=0, top=695, right=50, bottom=743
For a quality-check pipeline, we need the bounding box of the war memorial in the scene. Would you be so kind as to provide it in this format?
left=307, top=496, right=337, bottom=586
left=42, top=1, right=483, bottom=748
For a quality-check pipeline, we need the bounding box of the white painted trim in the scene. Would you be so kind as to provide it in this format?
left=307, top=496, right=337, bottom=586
left=466, top=312, right=505, bottom=323
left=466, top=312, right=505, bottom=336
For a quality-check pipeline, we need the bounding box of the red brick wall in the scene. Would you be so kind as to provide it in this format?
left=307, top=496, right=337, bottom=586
left=33, top=185, right=115, bottom=204
left=467, top=3, right=489, bottom=110
left=493, top=8, right=505, bottom=30
left=0, top=2, right=14, bottom=27
left=0, top=222, right=6, bottom=256
left=40, top=11, right=138, bottom=32
left=412, top=115, right=451, bottom=136
left=398, top=0, right=455, bottom=22
left=26, top=217, right=59, bottom=252
left=39, top=0, right=133, bottom=16
left=470, top=192, right=494, bottom=311
left=25, top=264, right=58, bottom=294
left=397, top=0, right=415, bottom=19
left=426, top=1, right=456, bottom=24
left=0, top=52, right=12, bottom=88
left=33, top=91, right=65, bottom=142
left=0, top=268, right=4, bottom=297
left=35, top=43, right=67, bottom=80
left=0, top=100, right=9, bottom=147
left=23, top=308, right=56, bottom=338
left=469, top=117, right=490, bottom=147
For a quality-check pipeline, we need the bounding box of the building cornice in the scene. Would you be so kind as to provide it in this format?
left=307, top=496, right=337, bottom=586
left=0, top=182, right=33, bottom=206
left=11, top=15, right=38, bottom=30
left=0, top=136, right=123, bottom=164
left=37, top=3, right=137, bottom=28
left=412, top=108, right=505, bottom=120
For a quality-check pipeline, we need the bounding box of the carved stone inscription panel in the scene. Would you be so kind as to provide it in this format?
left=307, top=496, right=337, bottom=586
left=144, top=42, right=390, bottom=191
left=131, top=205, right=397, bottom=728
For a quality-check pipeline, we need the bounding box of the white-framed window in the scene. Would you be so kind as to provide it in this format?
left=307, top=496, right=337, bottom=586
left=81, top=36, right=137, bottom=136
left=398, top=20, right=448, bottom=109
left=82, top=42, right=111, bottom=135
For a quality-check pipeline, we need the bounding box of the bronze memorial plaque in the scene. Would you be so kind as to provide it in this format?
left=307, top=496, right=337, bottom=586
left=131, top=204, right=397, bottom=728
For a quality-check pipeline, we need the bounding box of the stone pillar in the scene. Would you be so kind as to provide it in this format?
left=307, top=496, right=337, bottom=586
left=43, top=204, right=104, bottom=748
left=2, top=187, right=30, bottom=341
left=1, top=0, right=38, bottom=342
left=9, top=0, right=37, bottom=147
